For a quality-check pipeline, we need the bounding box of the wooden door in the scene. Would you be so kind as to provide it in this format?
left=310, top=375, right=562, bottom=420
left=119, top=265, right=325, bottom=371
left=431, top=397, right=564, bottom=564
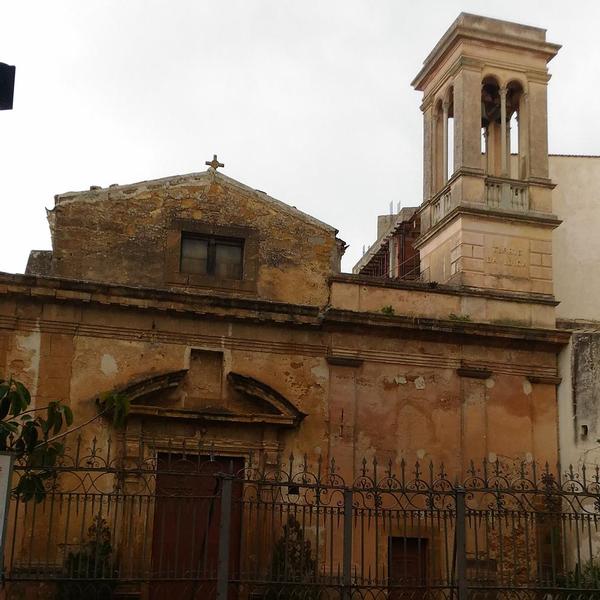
left=389, top=537, right=428, bottom=599
left=150, top=455, right=244, bottom=600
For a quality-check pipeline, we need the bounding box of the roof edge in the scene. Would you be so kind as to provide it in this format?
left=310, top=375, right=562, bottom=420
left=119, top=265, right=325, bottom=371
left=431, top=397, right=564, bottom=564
left=412, top=13, right=560, bottom=90
left=52, top=168, right=340, bottom=236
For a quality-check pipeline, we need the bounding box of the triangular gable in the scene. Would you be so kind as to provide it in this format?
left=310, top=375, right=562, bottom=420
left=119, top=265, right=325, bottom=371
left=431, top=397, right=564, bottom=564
left=55, top=169, right=338, bottom=236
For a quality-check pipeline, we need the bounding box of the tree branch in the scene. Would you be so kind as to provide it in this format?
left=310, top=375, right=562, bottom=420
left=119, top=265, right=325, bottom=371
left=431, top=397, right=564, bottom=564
left=5, top=405, right=53, bottom=422
left=35, top=408, right=109, bottom=448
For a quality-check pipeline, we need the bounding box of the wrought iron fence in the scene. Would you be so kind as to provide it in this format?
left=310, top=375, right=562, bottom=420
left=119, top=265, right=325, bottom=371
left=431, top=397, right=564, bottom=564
left=4, top=435, right=600, bottom=599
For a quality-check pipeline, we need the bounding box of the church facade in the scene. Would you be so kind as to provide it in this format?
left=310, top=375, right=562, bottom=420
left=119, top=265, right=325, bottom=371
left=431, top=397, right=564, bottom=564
left=1, top=12, right=588, bottom=600
left=4, top=13, right=567, bottom=481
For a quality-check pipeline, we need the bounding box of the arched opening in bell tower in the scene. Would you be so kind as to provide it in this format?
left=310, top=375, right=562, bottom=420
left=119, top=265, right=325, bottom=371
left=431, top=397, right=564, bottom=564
left=481, top=77, right=525, bottom=180
left=432, top=88, right=454, bottom=192
left=481, top=76, right=501, bottom=176
left=506, top=80, right=524, bottom=179
left=447, top=87, right=454, bottom=183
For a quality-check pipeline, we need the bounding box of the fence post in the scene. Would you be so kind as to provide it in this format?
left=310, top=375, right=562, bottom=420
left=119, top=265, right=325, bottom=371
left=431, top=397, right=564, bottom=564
left=217, top=475, right=233, bottom=600
left=455, top=486, right=468, bottom=600
left=343, top=488, right=353, bottom=600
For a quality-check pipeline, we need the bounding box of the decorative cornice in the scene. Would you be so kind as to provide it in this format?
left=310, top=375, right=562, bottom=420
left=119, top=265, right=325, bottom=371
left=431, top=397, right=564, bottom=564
left=0, top=274, right=569, bottom=358
left=412, top=16, right=560, bottom=92
left=0, top=271, right=322, bottom=326
left=0, top=313, right=563, bottom=378
left=115, top=369, right=188, bottom=402
left=227, top=372, right=307, bottom=424
left=322, top=308, right=569, bottom=350
left=415, top=205, right=561, bottom=249
left=129, top=405, right=299, bottom=427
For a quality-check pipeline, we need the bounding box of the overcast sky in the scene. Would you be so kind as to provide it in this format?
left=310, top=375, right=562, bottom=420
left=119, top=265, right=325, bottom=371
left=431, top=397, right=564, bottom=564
left=1, top=0, right=599, bottom=274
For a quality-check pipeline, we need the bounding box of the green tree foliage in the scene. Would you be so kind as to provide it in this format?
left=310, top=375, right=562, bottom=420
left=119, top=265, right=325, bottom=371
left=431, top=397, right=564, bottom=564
left=96, top=391, right=130, bottom=428
left=0, top=375, right=129, bottom=502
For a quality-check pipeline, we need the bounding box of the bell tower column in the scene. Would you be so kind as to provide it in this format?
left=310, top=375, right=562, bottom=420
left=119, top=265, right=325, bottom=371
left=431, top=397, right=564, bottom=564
left=422, top=102, right=434, bottom=201
left=452, top=65, right=484, bottom=176
left=500, top=86, right=509, bottom=176
left=528, top=79, right=551, bottom=180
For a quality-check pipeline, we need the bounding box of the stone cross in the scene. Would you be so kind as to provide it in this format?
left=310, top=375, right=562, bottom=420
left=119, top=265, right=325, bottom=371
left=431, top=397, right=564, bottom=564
left=205, top=154, right=224, bottom=170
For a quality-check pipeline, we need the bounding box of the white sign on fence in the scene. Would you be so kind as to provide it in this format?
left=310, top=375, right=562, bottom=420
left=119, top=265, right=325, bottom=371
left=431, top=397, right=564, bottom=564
left=0, top=452, right=14, bottom=580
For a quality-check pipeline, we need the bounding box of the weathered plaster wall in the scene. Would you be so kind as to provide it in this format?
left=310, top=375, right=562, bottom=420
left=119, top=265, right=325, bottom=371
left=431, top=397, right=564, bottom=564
left=0, top=283, right=562, bottom=476
left=552, top=156, right=600, bottom=322
left=557, top=330, right=600, bottom=466
left=2, top=168, right=566, bottom=581
left=327, top=333, right=559, bottom=478
left=551, top=155, right=600, bottom=467
left=46, top=171, right=342, bottom=306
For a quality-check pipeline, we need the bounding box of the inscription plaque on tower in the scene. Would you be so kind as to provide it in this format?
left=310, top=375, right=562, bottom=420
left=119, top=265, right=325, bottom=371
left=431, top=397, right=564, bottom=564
left=484, top=236, right=530, bottom=277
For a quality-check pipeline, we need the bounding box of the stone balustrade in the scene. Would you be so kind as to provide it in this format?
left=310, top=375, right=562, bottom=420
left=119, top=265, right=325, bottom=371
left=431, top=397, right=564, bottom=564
left=485, top=177, right=529, bottom=212
left=427, top=177, right=530, bottom=232
left=430, top=185, right=453, bottom=226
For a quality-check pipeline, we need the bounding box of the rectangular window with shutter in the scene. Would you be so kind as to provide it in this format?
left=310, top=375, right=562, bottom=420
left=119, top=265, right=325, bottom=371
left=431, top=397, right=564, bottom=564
left=180, top=233, right=244, bottom=280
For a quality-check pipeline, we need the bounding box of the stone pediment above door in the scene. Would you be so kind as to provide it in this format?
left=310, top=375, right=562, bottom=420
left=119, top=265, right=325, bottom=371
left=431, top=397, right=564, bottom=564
left=120, top=368, right=306, bottom=428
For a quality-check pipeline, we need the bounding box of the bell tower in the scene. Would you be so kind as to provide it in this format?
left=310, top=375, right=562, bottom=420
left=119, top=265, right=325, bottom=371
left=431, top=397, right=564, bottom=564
left=412, top=13, right=560, bottom=295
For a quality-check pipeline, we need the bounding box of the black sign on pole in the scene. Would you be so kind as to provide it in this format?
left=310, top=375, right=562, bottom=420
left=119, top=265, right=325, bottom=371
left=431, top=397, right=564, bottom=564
left=0, top=63, right=16, bottom=110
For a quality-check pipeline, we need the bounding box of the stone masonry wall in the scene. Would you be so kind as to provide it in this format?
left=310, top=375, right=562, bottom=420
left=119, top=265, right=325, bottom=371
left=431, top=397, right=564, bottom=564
left=47, top=171, right=343, bottom=306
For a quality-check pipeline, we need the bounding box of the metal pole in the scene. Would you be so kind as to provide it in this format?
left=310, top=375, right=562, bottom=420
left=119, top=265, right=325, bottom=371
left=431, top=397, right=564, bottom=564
left=216, top=475, right=233, bottom=600
left=455, top=487, right=468, bottom=600
left=343, top=489, right=353, bottom=600
left=0, top=452, right=14, bottom=584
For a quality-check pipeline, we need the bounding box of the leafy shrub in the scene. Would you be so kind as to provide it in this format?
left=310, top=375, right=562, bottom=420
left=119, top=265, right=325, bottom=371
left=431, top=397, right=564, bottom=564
left=58, top=516, right=118, bottom=600
left=558, top=558, right=600, bottom=589
left=269, top=516, right=318, bottom=599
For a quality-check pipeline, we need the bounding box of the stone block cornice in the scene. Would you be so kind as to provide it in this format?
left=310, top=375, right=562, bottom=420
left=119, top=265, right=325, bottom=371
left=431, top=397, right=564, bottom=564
left=322, top=308, right=570, bottom=350
left=0, top=271, right=322, bottom=327
left=415, top=205, right=561, bottom=250
left=0, top=271, right=569, bottom=350
left=0, top=313, right=561, bottom=380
